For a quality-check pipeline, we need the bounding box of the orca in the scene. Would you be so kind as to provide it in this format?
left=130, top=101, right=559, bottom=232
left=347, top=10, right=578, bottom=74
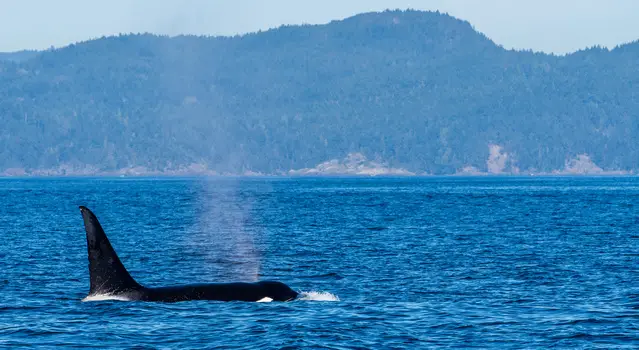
left=78, top=206, right=298, bottom=302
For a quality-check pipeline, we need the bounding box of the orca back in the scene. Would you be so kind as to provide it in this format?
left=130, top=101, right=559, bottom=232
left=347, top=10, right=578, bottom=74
left=79, top=206, right=142, bottom=296
left=78, top=206, right=298, bottom=303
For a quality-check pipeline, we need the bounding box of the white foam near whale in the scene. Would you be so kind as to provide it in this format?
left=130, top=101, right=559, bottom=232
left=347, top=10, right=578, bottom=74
left=297, top=291, right=340, bottom=301
left=253, top=291, right=341, bottom=302
left=82, top=294, right=131, bottom=302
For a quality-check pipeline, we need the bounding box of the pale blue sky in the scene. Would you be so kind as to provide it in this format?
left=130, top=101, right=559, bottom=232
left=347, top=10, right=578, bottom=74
left=1, top=0, right=638, bottom=54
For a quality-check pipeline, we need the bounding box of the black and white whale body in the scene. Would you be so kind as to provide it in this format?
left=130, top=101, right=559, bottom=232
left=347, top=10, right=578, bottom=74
left=79, top=206, right=298, bottom=302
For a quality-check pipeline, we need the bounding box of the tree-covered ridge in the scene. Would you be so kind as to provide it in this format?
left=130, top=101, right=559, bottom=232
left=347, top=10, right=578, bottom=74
left=1, top=10, right=639, bottom=176
left=0, top=50, right=40, bottom=62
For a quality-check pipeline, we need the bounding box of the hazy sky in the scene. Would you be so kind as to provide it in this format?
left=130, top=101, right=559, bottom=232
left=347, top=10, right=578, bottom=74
left=1, top=0, right=638, bottom=54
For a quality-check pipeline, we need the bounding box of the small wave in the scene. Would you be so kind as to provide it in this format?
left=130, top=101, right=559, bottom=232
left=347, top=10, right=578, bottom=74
left=81, top=294, right=131, bottom=302
left=302, top=272, right=343, bottom=280
left=297, top=291, right=340, bottom=301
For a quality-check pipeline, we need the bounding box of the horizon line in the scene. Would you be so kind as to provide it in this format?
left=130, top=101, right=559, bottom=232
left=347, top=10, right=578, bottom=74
left=2, top=9, right=638, bottom=57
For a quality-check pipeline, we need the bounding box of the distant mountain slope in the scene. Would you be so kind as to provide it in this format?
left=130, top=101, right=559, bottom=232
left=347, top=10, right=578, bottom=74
left=0, top=50, right=40, bottom=62
left=1, top=10, right=639, bottom=176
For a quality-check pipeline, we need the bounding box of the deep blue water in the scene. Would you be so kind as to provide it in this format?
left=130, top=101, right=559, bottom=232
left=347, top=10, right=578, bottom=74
left=1, top=177, right=638, bottom=348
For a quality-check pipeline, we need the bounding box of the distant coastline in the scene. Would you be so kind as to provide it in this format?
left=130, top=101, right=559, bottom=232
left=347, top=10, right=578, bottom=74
left=1, top=153, right=634, bottom=178
left=2, top=10, right=639, bottom=176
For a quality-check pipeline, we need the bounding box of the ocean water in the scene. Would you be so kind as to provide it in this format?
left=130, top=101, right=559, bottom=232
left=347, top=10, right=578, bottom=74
left=0, top=176, right=638, bottom=348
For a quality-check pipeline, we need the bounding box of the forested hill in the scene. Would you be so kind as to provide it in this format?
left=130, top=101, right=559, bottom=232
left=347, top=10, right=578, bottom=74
left=1, top=9, right=639, bottom=176
left=0, top=50, right=40, bottom=62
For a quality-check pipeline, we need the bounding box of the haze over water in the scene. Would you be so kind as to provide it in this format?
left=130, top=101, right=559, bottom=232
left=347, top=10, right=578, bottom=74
left=0, top=177, right=637, bottom=348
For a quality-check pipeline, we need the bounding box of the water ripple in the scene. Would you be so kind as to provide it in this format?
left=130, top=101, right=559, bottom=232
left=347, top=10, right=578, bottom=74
left=0, top=177, right=638, bottom=347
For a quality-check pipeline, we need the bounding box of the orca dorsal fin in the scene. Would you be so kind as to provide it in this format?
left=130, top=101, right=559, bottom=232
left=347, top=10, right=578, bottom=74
left=79, top=206, right=142, bottom=296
